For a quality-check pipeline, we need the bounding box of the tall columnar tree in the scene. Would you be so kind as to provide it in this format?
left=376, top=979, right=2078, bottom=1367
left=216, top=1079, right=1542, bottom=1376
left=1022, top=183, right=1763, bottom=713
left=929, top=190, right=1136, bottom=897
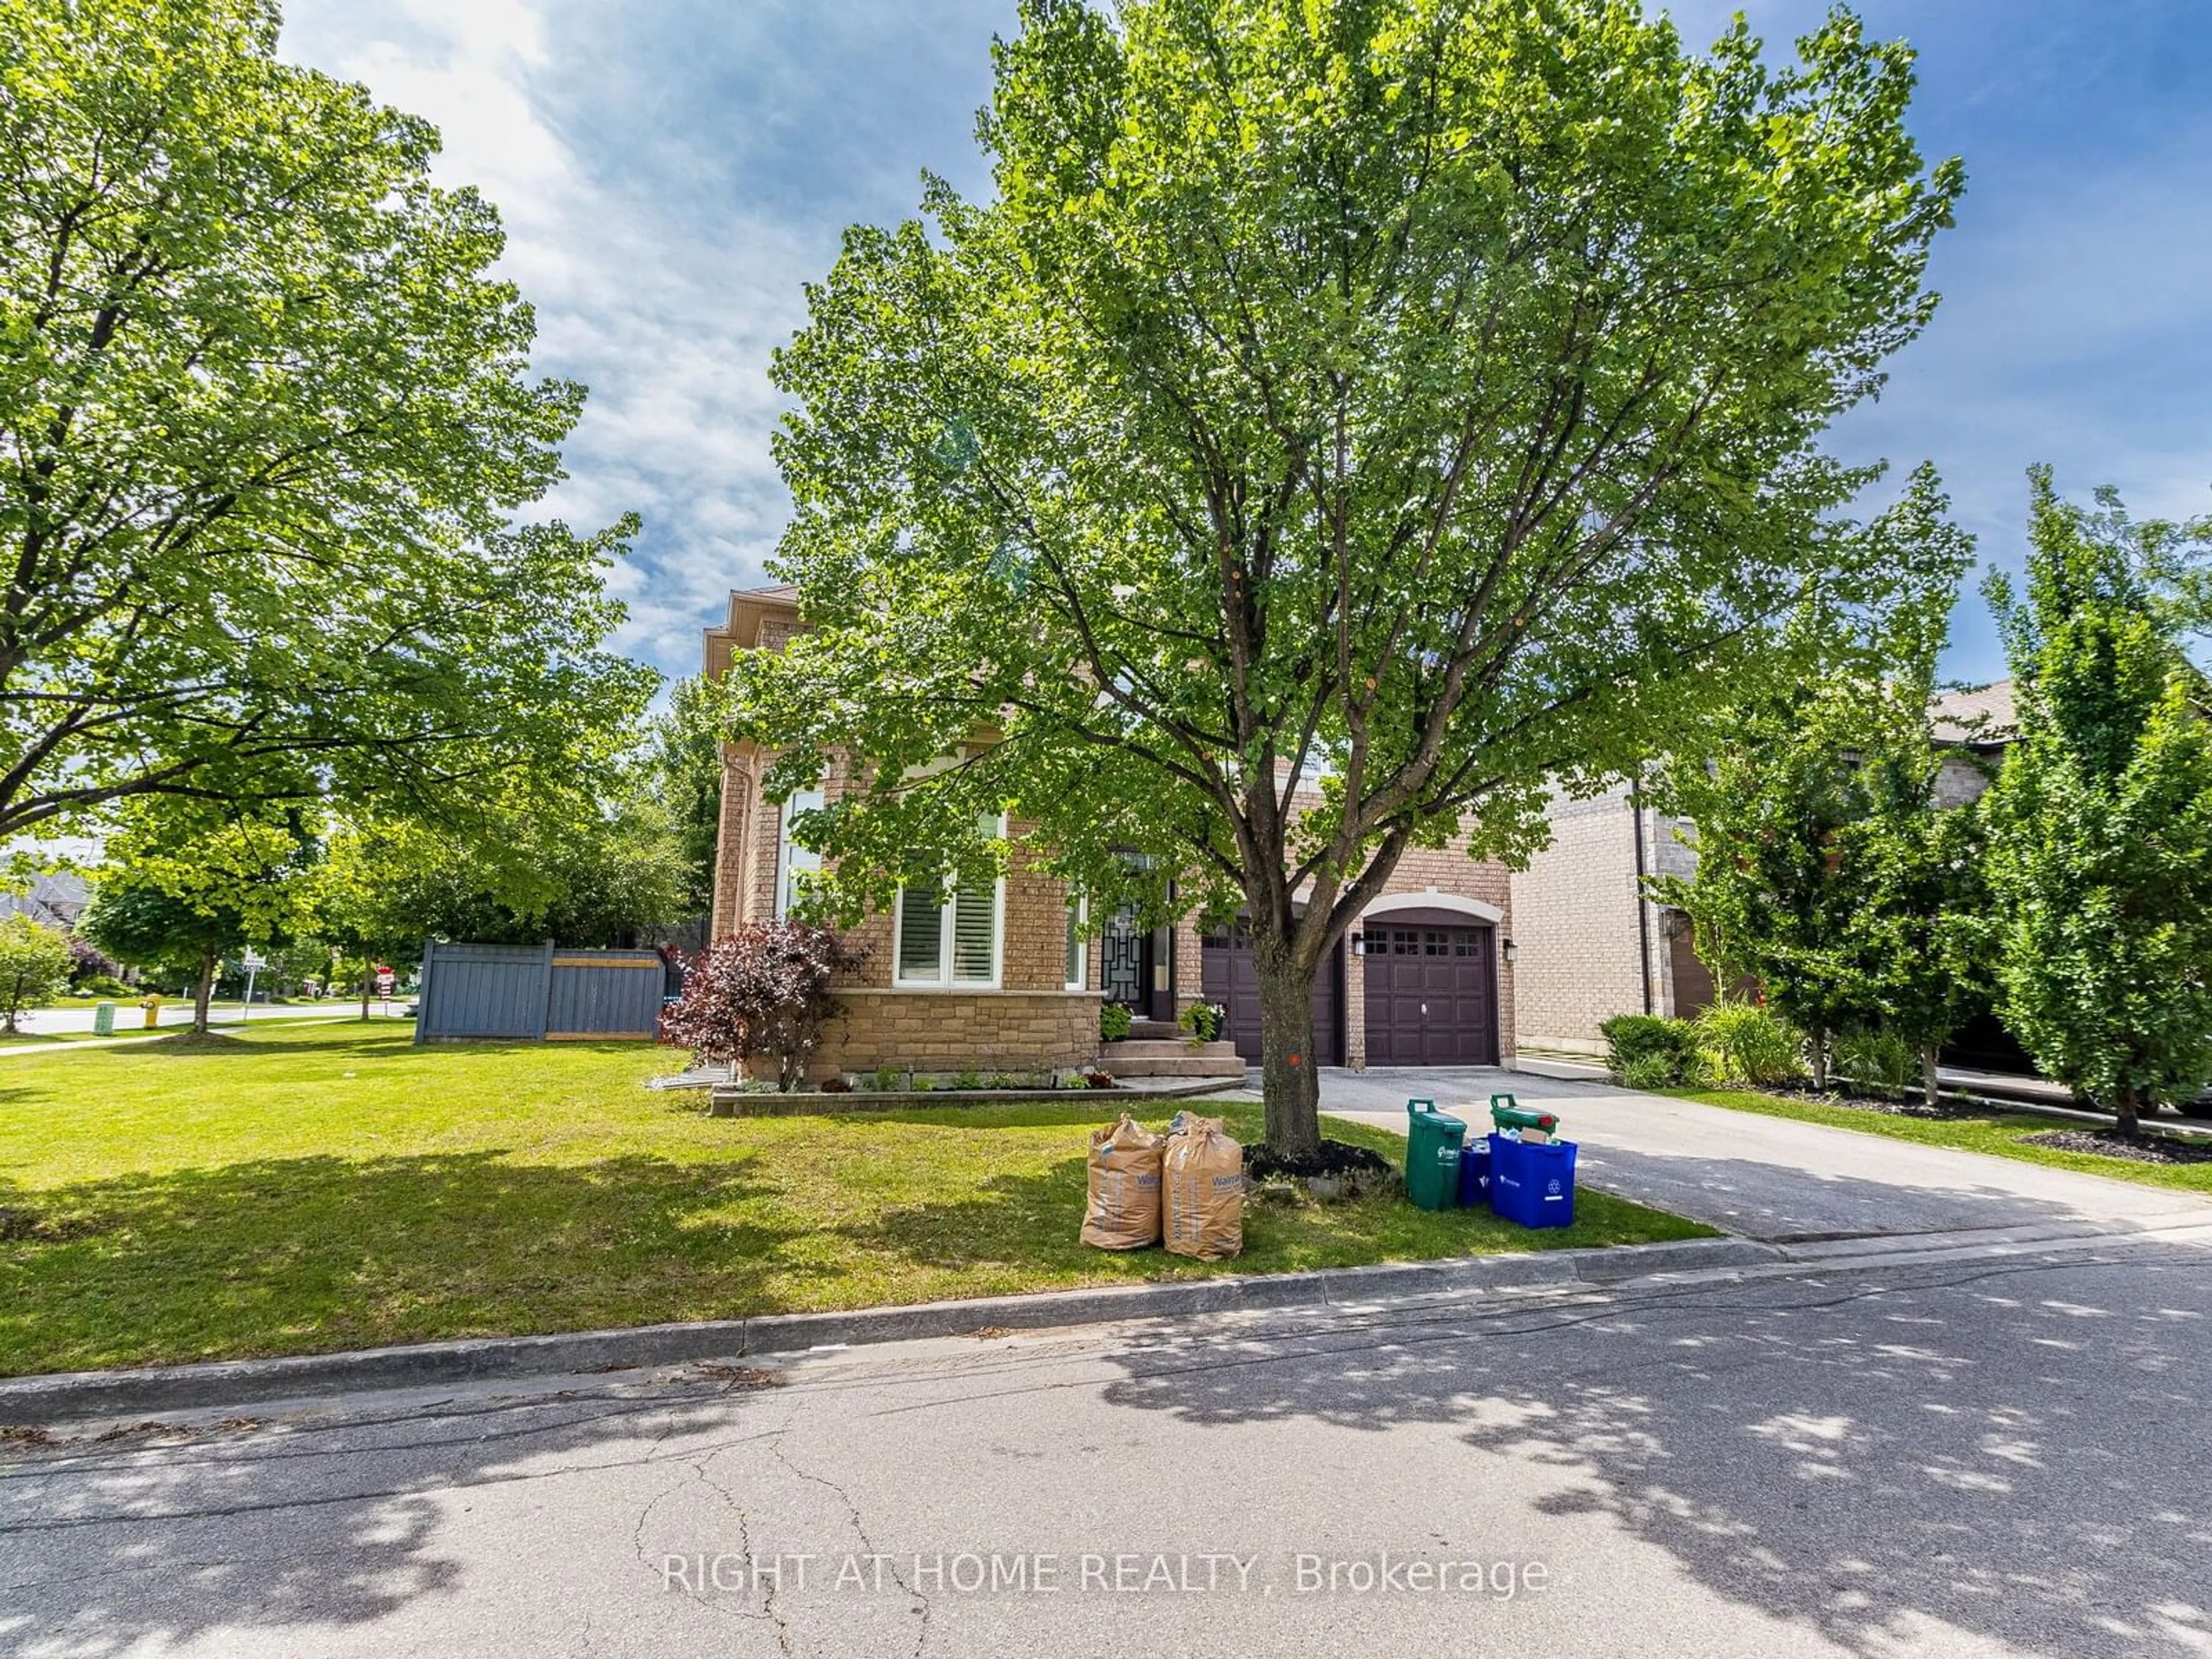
left=0, top=0, right=655, bottom=840
left=1655, top=502, right=1977, bottom=1094
left=1983, top=470, right=2212, bottom=1133
left=731, top=0, right=1963, bottom=1154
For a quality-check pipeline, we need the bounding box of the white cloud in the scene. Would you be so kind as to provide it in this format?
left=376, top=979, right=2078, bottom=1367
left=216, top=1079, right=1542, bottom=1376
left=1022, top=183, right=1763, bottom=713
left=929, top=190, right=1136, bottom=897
left=281, top=0, right=822, bottom=684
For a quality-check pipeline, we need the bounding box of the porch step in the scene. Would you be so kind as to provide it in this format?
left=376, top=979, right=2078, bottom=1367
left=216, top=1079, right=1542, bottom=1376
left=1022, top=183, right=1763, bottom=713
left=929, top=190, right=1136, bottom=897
left=1126, top=1018, right=1181, bottom=1041
left=1100, top=1039, right=1248, bottom=1079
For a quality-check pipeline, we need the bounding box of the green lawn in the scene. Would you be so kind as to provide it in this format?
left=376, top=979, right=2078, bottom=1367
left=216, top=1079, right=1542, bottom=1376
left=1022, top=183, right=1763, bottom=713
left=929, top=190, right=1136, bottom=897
left=0, top=1025, right=1706, bottom=1376
left=1672, top=1086, right=2212, bottom=1196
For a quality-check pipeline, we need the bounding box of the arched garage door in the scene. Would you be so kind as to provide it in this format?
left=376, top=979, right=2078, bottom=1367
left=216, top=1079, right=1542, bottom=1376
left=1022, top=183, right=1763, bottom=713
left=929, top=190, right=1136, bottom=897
left=1200, top=923, right=1343, bottom=1067
left=1361, top=919, right=1499, bottom=1066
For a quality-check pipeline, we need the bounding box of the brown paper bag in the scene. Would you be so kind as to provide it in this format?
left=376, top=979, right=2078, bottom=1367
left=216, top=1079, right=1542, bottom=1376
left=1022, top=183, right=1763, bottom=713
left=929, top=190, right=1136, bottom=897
left=1162, top=1115, right=1244, bottom=1260
left=1081, top=1115, right=1164, bottom=1249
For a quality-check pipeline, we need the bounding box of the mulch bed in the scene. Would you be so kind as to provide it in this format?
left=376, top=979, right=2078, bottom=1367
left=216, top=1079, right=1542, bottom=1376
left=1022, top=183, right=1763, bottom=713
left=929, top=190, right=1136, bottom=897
left=2017, top=1127, right=2212, bottom=1166
left=1246, top=1139, right=1395, bottom=1182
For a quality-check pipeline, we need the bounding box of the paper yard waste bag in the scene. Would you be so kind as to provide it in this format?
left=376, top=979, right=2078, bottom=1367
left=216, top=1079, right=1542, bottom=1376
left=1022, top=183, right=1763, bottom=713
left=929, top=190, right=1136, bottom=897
left=1162, top=1115, right=1244, bottom=1260
left=1081, top=1115, right=1164, bottom=1249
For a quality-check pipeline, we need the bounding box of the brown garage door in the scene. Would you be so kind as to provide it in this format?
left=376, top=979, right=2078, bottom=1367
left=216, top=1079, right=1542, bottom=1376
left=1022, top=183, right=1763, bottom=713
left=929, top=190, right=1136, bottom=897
left=1200, top=922, right=1343, bottom=1066
left=1362, top=922, right=1499, bottom=1066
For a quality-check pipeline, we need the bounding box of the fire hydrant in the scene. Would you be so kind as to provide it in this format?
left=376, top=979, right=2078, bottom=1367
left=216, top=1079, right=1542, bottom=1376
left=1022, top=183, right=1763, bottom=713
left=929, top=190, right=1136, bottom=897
left=139, top=994, right=162, bottom=1029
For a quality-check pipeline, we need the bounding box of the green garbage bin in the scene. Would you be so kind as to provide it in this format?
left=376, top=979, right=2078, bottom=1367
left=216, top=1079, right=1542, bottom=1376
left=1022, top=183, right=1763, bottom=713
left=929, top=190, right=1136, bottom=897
left=1488, top=1093, right=1559, bottom=1138
left=1404, top=1099, right=1468, bottom=1210
left=92, top=1001, right=116, bottom=1036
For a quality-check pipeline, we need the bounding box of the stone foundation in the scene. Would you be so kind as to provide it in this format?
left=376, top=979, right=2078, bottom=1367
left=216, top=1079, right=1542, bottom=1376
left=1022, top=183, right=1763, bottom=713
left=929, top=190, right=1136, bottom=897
left=793, top=989, right=1106, bottom=1082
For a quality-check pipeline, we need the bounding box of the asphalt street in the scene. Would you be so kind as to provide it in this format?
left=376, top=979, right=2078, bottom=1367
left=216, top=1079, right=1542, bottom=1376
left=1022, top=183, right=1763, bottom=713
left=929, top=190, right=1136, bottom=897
left=5, top=1236, right=2207, bottom=1658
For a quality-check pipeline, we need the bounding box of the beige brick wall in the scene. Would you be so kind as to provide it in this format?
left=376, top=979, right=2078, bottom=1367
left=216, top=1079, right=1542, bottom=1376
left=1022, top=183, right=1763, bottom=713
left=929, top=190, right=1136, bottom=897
left=1509, top=783, right=1702, bottom=1054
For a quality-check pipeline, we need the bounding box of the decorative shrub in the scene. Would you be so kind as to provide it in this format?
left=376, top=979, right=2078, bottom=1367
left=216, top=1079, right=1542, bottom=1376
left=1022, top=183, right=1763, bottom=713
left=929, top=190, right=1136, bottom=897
left=1695, top=1000, right=1806, bottom=1087
left=659, top=923, right=870, bottom=1092
left=1834, top=1029, right=1916, bottom=1090
left=1084, top=1069, right=1116, bottom=1089
left=1178, top=1000, right=1225, bottom=1044
left=1599, top=1014, right=1704, bottom=1086
left=869, top=1065, right=904, bottom=1093
left=1099, top=1002, right=1133, bottom=1041
left=986, top=1072, right=1021, bottom=1090
left=67, top=934, right=123, bottom=987
left=819, top=1075, right=852, bottom=1094
left=952, top=1069, right=984, bottom=1092
left=75, top=974, right=135, bottom=999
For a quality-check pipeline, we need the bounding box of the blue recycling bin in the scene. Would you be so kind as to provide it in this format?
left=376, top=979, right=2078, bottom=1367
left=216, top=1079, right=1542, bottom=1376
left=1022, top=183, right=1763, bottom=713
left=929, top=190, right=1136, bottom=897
left=1457, top=1134, right=1491, bottom=1209
left=1487, top=1131, right=1577, bottom=1228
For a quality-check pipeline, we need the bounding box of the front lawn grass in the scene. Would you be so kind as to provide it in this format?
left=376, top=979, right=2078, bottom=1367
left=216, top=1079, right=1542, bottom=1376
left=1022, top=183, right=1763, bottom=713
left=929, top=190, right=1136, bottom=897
left=0, top=1024, right=1706, bottom=1375
left=1671, top=1086, right=2212, bottom=1196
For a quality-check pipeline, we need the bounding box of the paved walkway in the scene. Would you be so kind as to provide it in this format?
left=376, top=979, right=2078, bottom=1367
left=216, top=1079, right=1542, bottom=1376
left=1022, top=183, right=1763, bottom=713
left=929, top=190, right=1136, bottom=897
left=1290, top=1066, right=2212, bottom=1243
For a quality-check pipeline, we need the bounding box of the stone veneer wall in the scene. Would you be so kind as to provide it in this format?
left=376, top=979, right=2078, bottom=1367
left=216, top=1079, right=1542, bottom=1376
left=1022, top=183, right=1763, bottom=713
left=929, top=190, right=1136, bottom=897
left=806, top=990, right=1104, bottom=1081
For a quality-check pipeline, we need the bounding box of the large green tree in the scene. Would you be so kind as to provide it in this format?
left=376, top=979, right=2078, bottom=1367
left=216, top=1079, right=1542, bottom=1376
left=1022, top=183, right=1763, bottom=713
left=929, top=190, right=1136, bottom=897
left=79, top=798, right=320, bottom=1031
left=730, top=0, right=1963, bottom=1154
left=0, top=0, right=654, bottom=839
left=1983, top=470, right=2212, bottom=1133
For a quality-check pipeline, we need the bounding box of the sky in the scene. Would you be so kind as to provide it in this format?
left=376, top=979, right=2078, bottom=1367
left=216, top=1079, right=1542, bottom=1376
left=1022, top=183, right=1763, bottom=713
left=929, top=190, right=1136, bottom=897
left=278, top=0, right=2212, bottom=691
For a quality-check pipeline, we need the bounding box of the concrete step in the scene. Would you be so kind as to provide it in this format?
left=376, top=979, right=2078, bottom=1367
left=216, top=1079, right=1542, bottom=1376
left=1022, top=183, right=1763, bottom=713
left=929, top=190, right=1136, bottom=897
left=1101, top=1039, right=1247, bottom=1078
left=1126, top=1018, right=1181, bottom=1041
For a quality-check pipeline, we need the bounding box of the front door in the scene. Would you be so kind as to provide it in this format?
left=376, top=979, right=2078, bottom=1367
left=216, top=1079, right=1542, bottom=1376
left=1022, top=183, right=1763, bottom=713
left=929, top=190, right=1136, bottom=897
left=1102, top=903, right=1151, bottom=1010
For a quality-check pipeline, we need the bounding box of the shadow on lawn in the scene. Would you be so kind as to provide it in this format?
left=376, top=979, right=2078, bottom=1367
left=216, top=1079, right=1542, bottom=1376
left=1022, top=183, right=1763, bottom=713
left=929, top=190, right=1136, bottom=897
left=0, top=1150, right=821, bottom=1377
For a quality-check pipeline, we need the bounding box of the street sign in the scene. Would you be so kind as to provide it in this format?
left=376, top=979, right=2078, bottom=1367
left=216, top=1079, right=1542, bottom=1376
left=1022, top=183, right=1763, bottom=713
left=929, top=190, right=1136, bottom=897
left=241, top=949, right=267, bottom=970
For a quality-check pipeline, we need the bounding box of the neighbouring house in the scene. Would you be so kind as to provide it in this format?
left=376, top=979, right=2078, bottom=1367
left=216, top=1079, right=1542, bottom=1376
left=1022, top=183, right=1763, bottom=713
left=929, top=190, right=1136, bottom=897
left=1508, top=679, right=2020, bottom=1059
left=703, top=584, right=1521, bottom=1082
left=0, top=870, right=88, bottom=931
left=1507, top=782, right=1707, bottom=1058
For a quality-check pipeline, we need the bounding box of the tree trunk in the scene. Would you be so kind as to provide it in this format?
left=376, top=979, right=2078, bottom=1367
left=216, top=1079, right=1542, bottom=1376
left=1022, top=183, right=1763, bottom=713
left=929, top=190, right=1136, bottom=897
left=2114, top=1081, right=2140, bottom=1139
left=1920, top=1042, right=1940, bottom=1111
left=1809, top=1025, right=1829, bottom=1092
left=1251, top=927, right=1323, bottom=1160
left=191, top=952, right=216, bottom=1036
left=359, top=960, right=373, bottom=1022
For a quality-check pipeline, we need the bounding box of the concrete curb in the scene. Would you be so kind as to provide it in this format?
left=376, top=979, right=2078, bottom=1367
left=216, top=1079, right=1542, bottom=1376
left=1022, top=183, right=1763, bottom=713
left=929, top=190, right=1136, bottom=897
left=0, top=1236, right=1777, bottom=1423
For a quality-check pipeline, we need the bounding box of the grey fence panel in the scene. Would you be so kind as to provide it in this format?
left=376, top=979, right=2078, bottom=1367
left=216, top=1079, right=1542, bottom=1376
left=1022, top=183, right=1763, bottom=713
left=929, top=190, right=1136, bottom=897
left=416, top=941, right=554, bottom=1041
left=546, top=950, right=666, bottom=1040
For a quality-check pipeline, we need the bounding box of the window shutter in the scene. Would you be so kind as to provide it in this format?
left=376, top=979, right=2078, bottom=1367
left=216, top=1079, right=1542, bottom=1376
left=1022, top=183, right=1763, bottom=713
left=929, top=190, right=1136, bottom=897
left=898, top=885, right=944, bottom=981
left=952, top=884, right=997, bottom=983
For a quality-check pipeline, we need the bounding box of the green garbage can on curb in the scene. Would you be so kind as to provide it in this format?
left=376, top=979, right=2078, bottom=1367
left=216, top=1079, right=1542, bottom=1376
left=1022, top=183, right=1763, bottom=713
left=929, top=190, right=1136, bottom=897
left=1404, top=1099, right=1468, bottom=1210
left=92, top=1002, right=115, bottom=1036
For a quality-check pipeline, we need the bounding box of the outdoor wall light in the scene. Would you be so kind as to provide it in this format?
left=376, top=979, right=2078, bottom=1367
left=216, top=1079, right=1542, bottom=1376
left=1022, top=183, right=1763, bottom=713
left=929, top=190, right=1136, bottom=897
left=1502, top=938, right=1518, bottom=963
left=1349, top=933, right=1368, bottom=956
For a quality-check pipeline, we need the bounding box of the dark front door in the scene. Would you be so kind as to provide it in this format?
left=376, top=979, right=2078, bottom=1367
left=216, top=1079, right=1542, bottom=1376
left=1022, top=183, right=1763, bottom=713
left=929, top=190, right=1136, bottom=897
left=1103, top=903, right=1149, bottom=1009
left=1200, top=922, right=1343, bottom=1065
left=1362, top=923, right=1499, bottom=1066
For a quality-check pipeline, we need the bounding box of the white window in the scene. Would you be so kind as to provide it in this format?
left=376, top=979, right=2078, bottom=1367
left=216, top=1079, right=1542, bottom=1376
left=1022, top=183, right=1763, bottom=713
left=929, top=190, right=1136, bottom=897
left=1064, top=890, right=1087, bottom=991
left=893, top=814, right=1006, bottom=988
left=774, top=787, right=824, bottom=918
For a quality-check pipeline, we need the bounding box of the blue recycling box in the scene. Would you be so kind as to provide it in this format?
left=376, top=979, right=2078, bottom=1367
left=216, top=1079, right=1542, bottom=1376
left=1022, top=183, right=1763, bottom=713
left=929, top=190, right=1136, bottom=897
left=1487, top=1131, right=1577, bottom=1229
left=1457, top=1135, right=1491, bottom=1209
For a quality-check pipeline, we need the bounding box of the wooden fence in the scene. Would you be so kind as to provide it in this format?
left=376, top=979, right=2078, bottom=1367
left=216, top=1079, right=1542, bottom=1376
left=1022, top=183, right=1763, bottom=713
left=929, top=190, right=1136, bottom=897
left=414, top=941, right=671, bottom=1042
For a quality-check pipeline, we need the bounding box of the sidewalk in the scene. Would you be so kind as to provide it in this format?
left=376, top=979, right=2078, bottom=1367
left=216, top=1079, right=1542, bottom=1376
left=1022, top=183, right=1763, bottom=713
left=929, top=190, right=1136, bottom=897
left=1298, top=1066, right=2212, bottom=1243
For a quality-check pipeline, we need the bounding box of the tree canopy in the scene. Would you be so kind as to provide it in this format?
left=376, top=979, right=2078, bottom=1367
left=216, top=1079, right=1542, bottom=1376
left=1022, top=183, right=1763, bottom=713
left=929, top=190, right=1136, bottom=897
left=730, top=0, right=1964, bottom=1152
left=0, top=0, right=654, bottom=839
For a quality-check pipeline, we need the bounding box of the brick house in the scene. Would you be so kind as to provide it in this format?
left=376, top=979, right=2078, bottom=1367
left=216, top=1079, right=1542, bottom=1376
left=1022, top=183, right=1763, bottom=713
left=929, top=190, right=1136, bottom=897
left=704, top=583, right=1520, bottom=1082
left=1507, top=679, right=2018, bottom=1057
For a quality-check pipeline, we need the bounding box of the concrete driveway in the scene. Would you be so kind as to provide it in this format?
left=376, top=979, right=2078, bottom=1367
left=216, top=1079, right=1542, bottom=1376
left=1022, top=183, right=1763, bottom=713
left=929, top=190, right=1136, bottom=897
left=1309, top=1066, right=2212, bottom=1243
